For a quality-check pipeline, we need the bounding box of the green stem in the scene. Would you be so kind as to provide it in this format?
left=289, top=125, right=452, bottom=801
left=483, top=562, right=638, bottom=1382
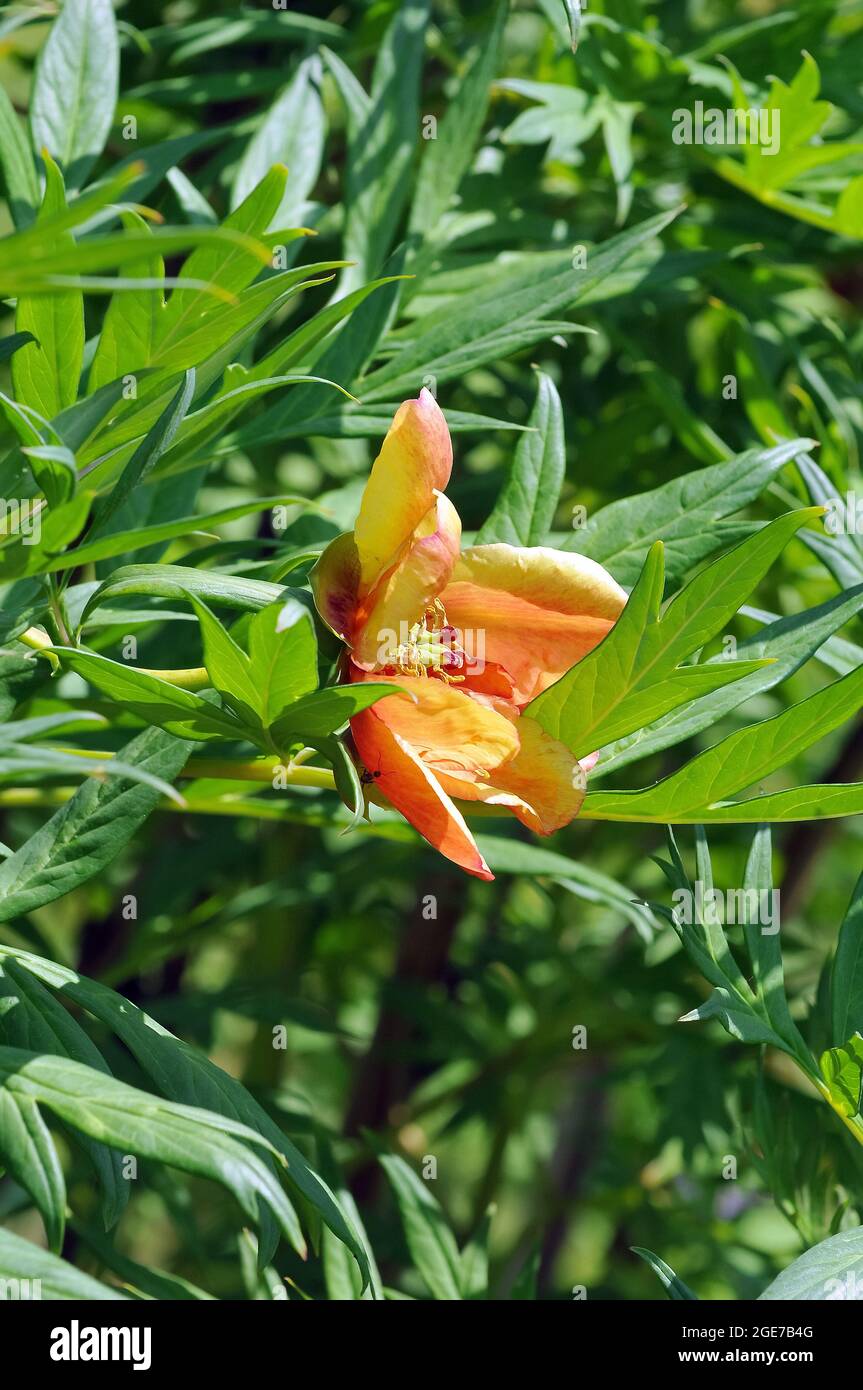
left=47, top=748, right=338, bottom=790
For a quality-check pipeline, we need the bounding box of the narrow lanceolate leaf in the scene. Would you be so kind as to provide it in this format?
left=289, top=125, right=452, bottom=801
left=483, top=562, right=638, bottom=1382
left=88, top=212, right=164, bottom=393
left=47, top=496, right=309, bottom=571
left=739, top=827, right=804, bottom=1053
left=0, top=1228, right=127, bottom=1300
left=759, top=1227, right=863, bottom=1301
left=232, top=56, right=325, bottom=227
left=0, top=1087, right=66, bottom=1251
left=378, top=1152, right=464, bottom=1300
left=80, top=564, right=289, bottom=627
left=408, top=1, right=507, bottom=237
left=159, top=165, right=294, bottom=348
left=0, top=85, right=39, bottom=226
left=29, top=0, right=120, bottom=189
left=476, top=836, right=659, bottom=940
left=340, top=0, right=429, bottom=292
left=0, top=1048, right=300, bottom=1246
left=0, top=726, right=193, bottom=923
left=13, top=156, right=85, bottom=420
left=0, top=960, right=127, bottom=1229
left=86, top=370, right=196, bottom=540
left=831, top=874, right=863, bottom=1047
left=580, top=661, right=863, bottom=823
left=476, top=369, right=564, bottom=546
left=529, top=509, right=819, bottom=760
left=51, top=648, right=241, bottom=742
left=631, top=1248, right=698, bottom=1300
left=797, top=451, right=863, bottom=590
left=562, top=437, right=813, bottom=586
left=360, top=208, right=681, bottom=401
left=0, top=946, right=371, bottom=1285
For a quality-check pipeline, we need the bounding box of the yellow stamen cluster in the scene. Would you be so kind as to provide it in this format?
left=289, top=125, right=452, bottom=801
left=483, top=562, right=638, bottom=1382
left=388, top=600, right=464, bottom=682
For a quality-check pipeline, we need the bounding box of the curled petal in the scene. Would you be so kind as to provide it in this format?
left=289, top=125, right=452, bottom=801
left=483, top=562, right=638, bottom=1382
left=353, top=492, right=462, bottom=667
left=310, top=531, right=361, bottom=642
left=351, top=703, right=493, bottom=881
left=441, top=543, right=627, bottom=704
left=489, top=713, right=590, bottom=834
left=354, top=388, right=453, bottom=594
left=350, top=666, right=518, bottom=777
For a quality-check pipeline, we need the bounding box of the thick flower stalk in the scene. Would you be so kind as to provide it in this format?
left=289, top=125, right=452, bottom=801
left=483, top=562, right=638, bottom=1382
left=312, top=390, right=626, bottom=879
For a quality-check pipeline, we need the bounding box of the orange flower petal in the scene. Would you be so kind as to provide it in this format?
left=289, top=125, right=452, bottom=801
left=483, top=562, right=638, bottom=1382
left=490, top=713, right=590, bottom=834
left=350, top=665, right=518, bottom=777
left=351, top=703, right=493, bottom=880
left=353, top=492, right=461, bottom=667
left=441, top=543, right=626, bottom=704
left=353, top=389, right=453, bottom=594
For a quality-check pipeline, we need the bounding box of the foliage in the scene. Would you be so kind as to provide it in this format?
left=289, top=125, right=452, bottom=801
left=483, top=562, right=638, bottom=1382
left=0, top=0, right=862, bottom=1301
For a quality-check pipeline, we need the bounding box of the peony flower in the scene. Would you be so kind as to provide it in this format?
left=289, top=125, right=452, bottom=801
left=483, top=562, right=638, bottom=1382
left=311, top=389, right=626, bottom=880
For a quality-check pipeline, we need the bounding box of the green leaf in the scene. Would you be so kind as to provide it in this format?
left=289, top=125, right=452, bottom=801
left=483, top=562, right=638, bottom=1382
left=321, top=1156, right=383, bottom=1301
left=232, top=56, right=325, bottom=227
left=0, top=726, right=193, bottom=922
left=248, top=598, right=319, bottom=726
left=0, top=1227, right=127, bottom=1299
left=48, top=496, right=309, bottom=571
left=530, top=509, right=818, bottom=760
left=582, top=658, right=863, bottom=824
left=0, top=960, right=127, bottom=1231
left=460, top=1205, right=493, bottom=1299
left=29, top=0, right=119, bottom=190
left=562, top=438, right=812, bottom=586
left=157, top=166, right=295, bottom=349
left=0, top=331, right=36, bottom=365
left=631, top=1247, right=698, bottom=1300
left=0, top=1047, right=300, bottom=1246
left=73, top=1221, right=215, bottom=1300
left=51, top=648, right=241, bottom=742
left=476, top=369, right=564, bottom=546
left=0, top=1084, right=66, bottom=1251
left=597, top=582, right=863, bottom=778
left=271, top=683, right=404, bottom=744
left=739, top=826, right=805, bottom=1053
left=88, top=212, right=164, bottom=394
left=12, top=156, right=85, bottom=420
left=340, top=0, right=429, bottom=292
left=22, top=444, right=77, bottom=508
left=759, top=1227, right=863, bottom=1300
left=359, top=208, right=680, bottom=401
left=476, top=835, right=658, bottom=940
left=378, top=1151, right=464, bottom=1300
left=87, top=370, right=196, bottom=541
left=80, top=564, right=289, bottom=627
left=186, top=594, right=262, bottom=727
left=0, top=945, right=370, bottom=1284
left=820, top=1033, right=863, bottom=1118
left=831, top=874, right=863, bottom=1047
left=408, top=2, right=507, bottom=237
left=0, top=85, right=38, bottom=227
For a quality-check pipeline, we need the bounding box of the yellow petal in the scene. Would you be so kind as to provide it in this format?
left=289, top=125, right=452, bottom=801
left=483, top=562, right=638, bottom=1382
left=353, top=493, right=461, bottom=667
left=441, top=543, right=626, bottom=704
left=354, top=389, right=453, bottom=593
